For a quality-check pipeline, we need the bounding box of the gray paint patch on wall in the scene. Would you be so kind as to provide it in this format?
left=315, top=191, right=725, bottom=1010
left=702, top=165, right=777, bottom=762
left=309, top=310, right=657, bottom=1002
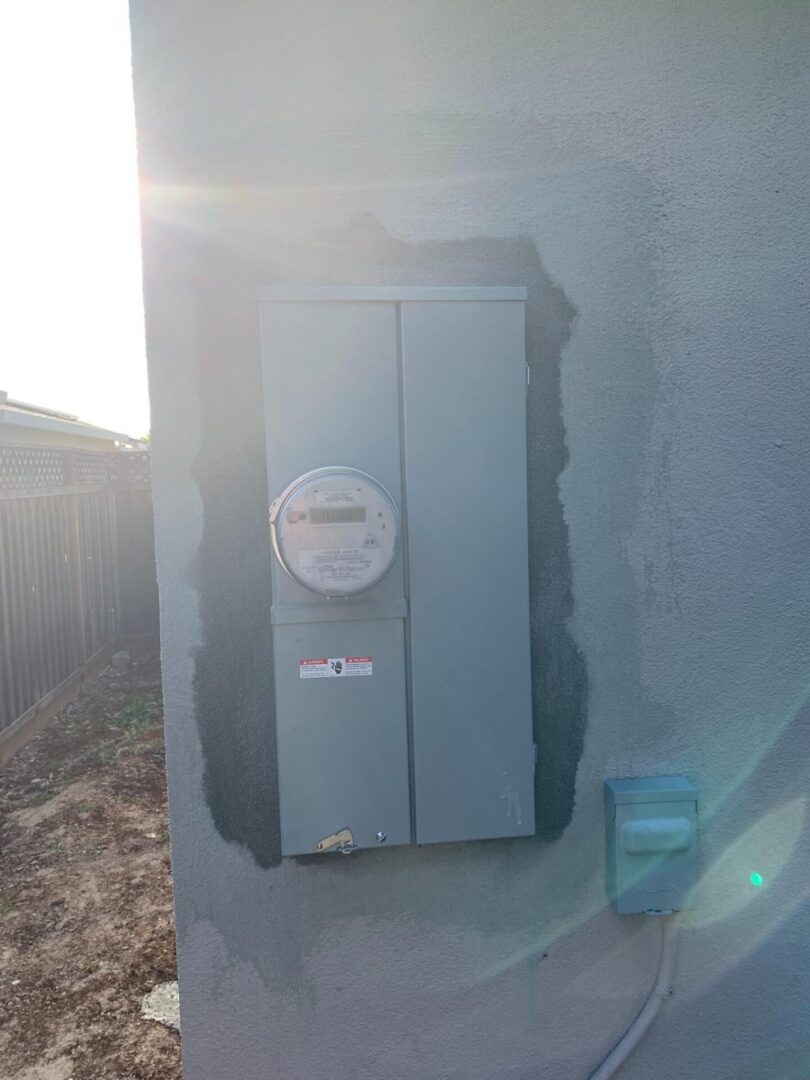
left=190, top=215, right=586, bottom=864
left=188, top=239, right=282, bottom=868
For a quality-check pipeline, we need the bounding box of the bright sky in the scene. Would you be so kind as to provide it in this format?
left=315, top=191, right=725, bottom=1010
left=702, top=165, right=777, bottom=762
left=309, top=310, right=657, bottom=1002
left=0, top=1, right=149, bottom=439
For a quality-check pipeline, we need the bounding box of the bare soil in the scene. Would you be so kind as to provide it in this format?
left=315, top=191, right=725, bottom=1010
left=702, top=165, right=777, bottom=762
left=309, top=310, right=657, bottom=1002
left=0, top=657, right=181, bottom=1080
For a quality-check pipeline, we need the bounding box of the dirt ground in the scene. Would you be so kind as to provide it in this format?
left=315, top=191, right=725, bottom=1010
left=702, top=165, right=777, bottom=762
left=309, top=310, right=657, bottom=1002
left=0, top=656, right=182, bottom=1080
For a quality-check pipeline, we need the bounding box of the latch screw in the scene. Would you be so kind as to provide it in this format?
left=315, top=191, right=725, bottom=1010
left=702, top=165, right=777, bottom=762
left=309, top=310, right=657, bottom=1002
left=376, top=831, right=387, bottom=843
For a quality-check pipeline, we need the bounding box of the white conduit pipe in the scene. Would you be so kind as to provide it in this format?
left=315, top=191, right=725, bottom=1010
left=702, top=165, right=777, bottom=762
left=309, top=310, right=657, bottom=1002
left=589, top=913, right=681, bottom=1080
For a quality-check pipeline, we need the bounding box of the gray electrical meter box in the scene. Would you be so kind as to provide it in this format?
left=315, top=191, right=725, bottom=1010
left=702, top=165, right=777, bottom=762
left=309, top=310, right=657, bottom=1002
left=604, top=776, right=698, bottom=914
left=260, top=287, right=535, bottom=856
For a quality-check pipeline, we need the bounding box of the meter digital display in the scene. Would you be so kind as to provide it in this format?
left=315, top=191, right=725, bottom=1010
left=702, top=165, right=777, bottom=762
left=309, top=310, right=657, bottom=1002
left=270, top=467, right=399, bottom=597
left=308, top=506, right=368, bottom=526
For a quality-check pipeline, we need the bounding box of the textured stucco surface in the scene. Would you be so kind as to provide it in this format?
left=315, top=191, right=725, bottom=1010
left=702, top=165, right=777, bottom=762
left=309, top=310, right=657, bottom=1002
left=131, top=2, right=810, bottom=1077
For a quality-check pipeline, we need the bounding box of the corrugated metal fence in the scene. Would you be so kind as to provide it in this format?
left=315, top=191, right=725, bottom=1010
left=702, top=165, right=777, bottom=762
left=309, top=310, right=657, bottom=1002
left=0, top=447, right=158, bottom=764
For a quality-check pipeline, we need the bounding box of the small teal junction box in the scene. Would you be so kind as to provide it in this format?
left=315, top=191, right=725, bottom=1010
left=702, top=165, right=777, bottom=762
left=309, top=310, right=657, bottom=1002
left=605, top=776, right=698, bottom=915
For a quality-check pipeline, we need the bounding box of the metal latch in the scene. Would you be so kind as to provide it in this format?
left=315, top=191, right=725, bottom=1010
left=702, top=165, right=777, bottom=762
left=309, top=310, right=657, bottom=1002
left=314, top=827, right=355, bottom=854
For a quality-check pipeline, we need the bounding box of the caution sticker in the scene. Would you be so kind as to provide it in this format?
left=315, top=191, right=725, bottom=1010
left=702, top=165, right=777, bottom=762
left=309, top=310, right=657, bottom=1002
left=299, top=657, right=373, bottom=679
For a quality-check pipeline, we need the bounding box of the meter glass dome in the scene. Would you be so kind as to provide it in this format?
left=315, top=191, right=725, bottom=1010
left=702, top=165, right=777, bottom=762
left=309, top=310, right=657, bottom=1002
left=270, top=468, right=399, bottom=597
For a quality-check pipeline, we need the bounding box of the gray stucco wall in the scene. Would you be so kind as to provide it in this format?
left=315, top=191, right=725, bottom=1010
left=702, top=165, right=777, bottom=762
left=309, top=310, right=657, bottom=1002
left=130, top=3, right=810, bottom=1077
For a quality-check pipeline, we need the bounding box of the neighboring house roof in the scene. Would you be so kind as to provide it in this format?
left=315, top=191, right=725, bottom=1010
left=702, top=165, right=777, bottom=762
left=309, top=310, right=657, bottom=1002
left=0, top=390, right=144, bottom=448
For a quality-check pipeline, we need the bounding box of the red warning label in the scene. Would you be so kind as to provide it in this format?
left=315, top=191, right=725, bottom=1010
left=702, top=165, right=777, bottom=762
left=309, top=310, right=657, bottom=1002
left=299, top=657, right=373, bottom=679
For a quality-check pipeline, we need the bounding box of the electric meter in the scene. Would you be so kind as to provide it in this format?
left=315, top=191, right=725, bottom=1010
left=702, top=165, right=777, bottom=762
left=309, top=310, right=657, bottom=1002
left=269, top=467, right=400, bottom=597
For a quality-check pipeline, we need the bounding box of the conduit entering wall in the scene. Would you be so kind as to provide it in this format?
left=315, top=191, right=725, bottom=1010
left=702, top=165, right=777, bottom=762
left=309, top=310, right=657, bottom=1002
left=589, top=914, right=680, bottom=1080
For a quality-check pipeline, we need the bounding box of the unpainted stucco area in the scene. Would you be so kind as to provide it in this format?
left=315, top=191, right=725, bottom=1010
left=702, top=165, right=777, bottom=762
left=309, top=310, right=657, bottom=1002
left=189, top=215, right=586, bottom=870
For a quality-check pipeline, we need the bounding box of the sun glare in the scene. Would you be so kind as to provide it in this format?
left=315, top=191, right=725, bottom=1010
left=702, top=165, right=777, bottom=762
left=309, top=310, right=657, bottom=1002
left=0, top=1, right=148, bottom=438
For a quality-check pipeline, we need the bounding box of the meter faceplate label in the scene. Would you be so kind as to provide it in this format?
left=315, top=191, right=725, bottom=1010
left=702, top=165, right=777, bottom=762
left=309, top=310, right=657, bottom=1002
left=299, top=657, right=373, bottom=679
left=298, top=547, right=380, bottom=589
left=314, top=489, right=361, bottom=505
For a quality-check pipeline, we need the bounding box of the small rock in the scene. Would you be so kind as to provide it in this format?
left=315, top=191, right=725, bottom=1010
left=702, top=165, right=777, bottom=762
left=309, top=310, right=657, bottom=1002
left=141, top=981, right=180, bottom=1031
left=111, top=650, right=132, bottom=673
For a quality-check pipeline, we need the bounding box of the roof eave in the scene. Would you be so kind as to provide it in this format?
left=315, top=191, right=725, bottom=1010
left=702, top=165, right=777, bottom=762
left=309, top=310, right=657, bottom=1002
left=0, top=408, right=142, bottom=446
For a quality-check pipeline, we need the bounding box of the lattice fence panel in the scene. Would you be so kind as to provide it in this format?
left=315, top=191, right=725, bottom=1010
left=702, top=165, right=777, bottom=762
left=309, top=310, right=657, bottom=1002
left=0, top=446, right=65, bottom=490
left=73, top=451, right=109, bottom=487
left=108, top=450, right=151, bottom=488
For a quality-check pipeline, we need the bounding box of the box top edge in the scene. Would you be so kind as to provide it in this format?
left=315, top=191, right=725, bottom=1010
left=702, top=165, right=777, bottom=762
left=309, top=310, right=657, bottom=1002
left=604, top=776, right=698, bottom=804
left=257, top=286, right=528, bottom=303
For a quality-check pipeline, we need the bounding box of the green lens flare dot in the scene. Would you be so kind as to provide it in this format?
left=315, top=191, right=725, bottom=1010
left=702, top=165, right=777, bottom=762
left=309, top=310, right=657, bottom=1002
left=750, top=872, right=764, bottom=887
